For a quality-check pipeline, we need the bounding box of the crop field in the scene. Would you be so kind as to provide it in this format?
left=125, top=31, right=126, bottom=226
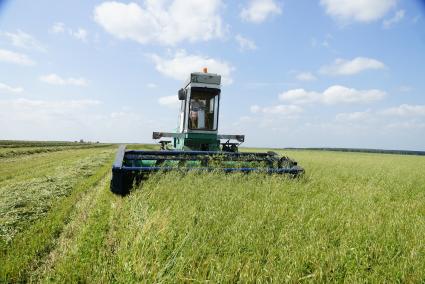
left=1, top=141, right=425, bottom=282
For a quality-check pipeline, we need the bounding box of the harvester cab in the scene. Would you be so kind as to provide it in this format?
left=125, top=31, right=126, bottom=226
left=111, top=69, right=304, bottom=195
left=153, top=68, right=244, bottom=152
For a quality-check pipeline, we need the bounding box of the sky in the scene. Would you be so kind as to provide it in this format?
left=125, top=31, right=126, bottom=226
left=0, top=0, right=424, bottom=150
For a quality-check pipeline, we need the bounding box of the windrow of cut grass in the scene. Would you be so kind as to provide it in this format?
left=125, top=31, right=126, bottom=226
left=0, top=143, right=112, bottom=159
left=0, top=147, right=111, bottom=184
left=0, top=140, right=111, bottom=148
left=0, top=148, right=115, bottom=244
left=33, top=174, right=120, bottom=283
left=0, top=152, right=114, bottom=282
left=0, top=140, right=80, bottom=148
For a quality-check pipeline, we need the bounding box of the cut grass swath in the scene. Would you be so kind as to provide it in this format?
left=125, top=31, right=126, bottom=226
left=0, top=149, right=114, bottom=243
left=0, top=160, right=112, bottom=282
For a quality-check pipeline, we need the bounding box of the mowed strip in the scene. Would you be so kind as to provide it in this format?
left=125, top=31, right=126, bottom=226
left=0, top=148, right=115, bottom=244
left=32, top=173, right=119, bottom=282
left=0, top=147, right=113, bottom=184
left=0, top=156, right=113, bottom=282
left=32, top=174, right=123, bottom=283
left=0, top=144, right=112, bottom=159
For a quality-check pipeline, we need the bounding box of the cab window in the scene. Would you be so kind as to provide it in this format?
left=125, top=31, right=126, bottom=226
left=188, top=88, right=219, bottom=131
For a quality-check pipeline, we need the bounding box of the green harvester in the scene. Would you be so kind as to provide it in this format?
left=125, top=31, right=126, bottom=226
left=111, top=69, right=304, bottom=195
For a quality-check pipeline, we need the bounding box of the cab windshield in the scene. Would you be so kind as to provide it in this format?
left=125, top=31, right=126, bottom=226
left=188, top=88, right=219, bottom=131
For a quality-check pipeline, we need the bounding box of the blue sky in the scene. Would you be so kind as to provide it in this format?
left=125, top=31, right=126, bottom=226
left=0, top=0, right=424, bottom=150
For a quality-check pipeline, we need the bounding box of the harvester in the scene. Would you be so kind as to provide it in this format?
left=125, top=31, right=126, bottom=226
left=111, top=69, right=304, bottom=195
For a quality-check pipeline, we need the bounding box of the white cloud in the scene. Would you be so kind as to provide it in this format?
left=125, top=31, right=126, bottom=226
left=385, top=121, right=425, bottom=130
left=296, top=72, right=317, bottom=81
left=279, top=89, right=320, bottom=104
left=49, top=22, right=88, bottom=41
left=381, top=104, right=425, bottom=117
left=240, top=0, right=281, bottom=23
left=0, top=82, right=24, bottom=94
left=336, top=110, right=372, bottom=122
left=0, top=98, right=104, bottom=141
left=158, top=95, right=180, bottom=108
left=320, top=0, right=396, bottom=23
left=335, top=106, right=425, bottom=131
left=0, top=98, right=100, bottom=112
left=0, top=49, right=35, bottom=66
left=279, top=85, right=386, bottom=105
left=323, top=86, right=386, bottom=104
left=40, top=74, right=88, bottom=87
left=1, top=30, right=46, bottom=52
left=94, top=0, right=224, bottom=45
left=147, top=83, right=157, bottom=88
left=50, top=22, right=66, bottom=34
left=398, top=86, right=413, bottom=93
left=235, top=34, right=257, bottom=51
left=311, top=34, right=333, bottom=49
left=71, top=28, right=88, bottom=41
left=250, top=104, right=303, bottom=116
left=0, top=97, right=164, bottom=143
left=382, top=9, right=405, bottom=28
left=250, top=105, right=261, bottom=113
left=149, top=50, right=234, bottom=84
left=320, top=57, right=385, bottom=76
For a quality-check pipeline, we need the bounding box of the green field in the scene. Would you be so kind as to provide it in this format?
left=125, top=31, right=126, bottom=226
left=1, top=142, right=425, bottom=282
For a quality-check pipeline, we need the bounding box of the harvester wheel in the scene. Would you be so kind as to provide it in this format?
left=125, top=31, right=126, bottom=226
left=110, top=170, right=134, bottom=196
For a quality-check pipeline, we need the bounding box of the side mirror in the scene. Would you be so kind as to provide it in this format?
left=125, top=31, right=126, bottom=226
left=178, top=88, right=186, bottom=100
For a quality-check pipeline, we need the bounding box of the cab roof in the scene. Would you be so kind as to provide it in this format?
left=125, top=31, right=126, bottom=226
left=185, top=72, right=221, bottom=87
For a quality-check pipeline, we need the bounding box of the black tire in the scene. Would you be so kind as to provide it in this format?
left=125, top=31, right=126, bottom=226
left=110, top=169, right=134, bottom=196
